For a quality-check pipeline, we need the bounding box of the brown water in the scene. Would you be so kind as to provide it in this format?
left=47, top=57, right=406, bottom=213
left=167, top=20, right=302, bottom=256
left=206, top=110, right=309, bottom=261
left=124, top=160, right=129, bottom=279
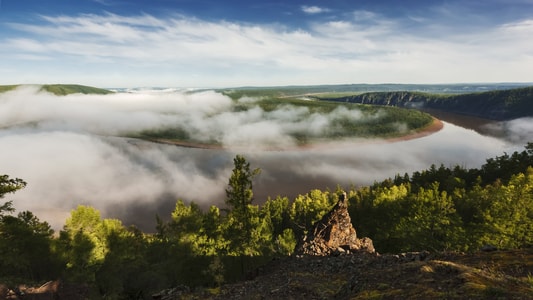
left=422, top=109, right=503, bottom=138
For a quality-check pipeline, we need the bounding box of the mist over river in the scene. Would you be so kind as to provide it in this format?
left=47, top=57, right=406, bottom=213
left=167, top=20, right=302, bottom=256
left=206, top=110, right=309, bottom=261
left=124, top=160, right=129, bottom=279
left=3, top=121, right=525, bottom=231
left=1, top=87, right=532, bottom=231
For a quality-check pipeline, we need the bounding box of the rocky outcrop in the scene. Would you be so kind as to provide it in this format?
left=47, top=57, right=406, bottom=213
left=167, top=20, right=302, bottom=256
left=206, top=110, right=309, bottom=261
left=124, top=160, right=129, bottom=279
left=294, top=192, right=375, bottom=256
left=329, top=86, right=533, bottom=121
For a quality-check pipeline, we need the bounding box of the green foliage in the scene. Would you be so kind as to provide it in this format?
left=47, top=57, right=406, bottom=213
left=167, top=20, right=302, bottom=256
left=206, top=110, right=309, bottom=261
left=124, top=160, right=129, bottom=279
left=0, top=176, right=61, bottom=283
left=96, top=226, right=162, bottom=298
left=290, top=189, right=337, bottom=237
left=0, top=175, right=21, bottom=234
left=0, top=85, right=19, bottom=93
left=473, top=170, right=533, bottom=249
left=41, top=84, right=114, bottom=95
left=58, top=205, right=129, bottom=284
left=393, top=184, right=464, bottom=251
left=0, top=175, right=26, bottom=201
left=349, top=143, right=533, bottom=253
left=224, top=155, right=261, bottom=256
left=276, top=228, right=297, bottom=255
left=0, top=211, right=59, bottom=282
left=0, top=84, right=113, bottom=95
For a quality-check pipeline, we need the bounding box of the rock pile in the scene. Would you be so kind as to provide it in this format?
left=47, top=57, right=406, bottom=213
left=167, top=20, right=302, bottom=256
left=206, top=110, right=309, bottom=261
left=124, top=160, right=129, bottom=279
left=294, top=192, right=375, bottom=256
left=1, top=282, right=58, bottom=299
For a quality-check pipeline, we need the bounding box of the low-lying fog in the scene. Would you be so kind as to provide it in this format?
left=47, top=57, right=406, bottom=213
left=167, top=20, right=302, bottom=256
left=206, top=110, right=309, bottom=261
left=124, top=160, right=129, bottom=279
left=1, top=86, right=532, bottom=231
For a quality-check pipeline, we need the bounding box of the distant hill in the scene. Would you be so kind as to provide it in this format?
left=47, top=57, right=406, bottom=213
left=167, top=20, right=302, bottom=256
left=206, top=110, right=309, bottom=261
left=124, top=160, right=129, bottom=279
left=0, top=84, right=113, bottom=95
left=222, top=83, right=532, bottom=96
left=319, top=86, right=533, bottom=121
left=0, top=85, right=19, bottom=93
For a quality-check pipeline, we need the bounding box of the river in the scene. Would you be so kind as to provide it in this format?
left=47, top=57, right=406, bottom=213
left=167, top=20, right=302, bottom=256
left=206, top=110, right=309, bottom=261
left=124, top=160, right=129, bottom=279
left=2, top=108, right=529, bottom=231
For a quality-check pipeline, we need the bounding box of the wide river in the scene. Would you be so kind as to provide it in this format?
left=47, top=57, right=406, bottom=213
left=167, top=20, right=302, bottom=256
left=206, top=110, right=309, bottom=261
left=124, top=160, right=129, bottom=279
left=2, top=110, right=531, bottom=230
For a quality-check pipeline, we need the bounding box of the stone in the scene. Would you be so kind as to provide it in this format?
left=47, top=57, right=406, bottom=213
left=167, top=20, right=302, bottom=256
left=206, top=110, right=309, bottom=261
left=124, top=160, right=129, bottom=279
left=294, top=192, right=375, bottom=256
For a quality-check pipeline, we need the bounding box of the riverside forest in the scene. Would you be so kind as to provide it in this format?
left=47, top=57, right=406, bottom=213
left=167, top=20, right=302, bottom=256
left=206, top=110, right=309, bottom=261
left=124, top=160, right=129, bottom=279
left=1, top=84, right=533, bottom=299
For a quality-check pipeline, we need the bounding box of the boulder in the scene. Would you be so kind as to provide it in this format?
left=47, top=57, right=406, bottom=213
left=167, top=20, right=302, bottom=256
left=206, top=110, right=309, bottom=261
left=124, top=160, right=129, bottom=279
left=294, top=192, right=375, bottom=256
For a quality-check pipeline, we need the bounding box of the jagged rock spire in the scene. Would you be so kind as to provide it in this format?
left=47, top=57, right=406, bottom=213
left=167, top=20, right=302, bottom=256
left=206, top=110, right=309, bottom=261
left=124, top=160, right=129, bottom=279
left=294, top=192, right=375, bottom=256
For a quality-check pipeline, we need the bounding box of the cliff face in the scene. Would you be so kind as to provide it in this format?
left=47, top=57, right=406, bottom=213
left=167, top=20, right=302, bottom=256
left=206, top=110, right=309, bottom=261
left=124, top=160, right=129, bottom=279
left=327, top=86, right=533, bottom=121
left=294, top=192, right=375, bottom=256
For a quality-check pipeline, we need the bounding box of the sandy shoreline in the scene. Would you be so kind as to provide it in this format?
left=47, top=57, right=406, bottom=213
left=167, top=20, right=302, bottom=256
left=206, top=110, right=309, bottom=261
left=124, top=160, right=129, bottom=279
left=147, top=117, right=444, bottom=151
left=385, top=117, right=444, bottom=143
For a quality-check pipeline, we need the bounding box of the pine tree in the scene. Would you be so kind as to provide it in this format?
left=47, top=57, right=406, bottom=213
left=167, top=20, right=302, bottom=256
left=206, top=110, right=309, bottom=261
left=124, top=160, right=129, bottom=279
left=223, top=155, right=261, bottom=278
left=224, top=155, right=261, bottom=254
left=0, top=175, right=26, bottom=217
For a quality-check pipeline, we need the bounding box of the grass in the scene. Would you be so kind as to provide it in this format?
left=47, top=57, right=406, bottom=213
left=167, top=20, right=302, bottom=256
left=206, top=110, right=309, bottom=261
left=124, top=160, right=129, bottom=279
left=526, top=273, right=533, bottom=287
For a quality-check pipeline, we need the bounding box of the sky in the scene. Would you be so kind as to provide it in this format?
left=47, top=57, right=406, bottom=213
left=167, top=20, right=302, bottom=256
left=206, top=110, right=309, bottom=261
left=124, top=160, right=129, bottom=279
left=1, top=0, right=532, bottom=87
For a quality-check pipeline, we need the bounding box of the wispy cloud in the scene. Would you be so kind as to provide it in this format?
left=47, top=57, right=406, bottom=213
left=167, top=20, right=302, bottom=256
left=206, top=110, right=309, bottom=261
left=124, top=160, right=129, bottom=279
left=91, top=0, right=116, bottom=5
left=301, top=5, right=330, bottom=14
left=1, top=8, right=532, bottom=87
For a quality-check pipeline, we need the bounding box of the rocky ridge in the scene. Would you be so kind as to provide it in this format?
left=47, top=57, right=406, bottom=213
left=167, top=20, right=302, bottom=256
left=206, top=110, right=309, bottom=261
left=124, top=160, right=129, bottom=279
left=294, top=192, right=375, bottom=256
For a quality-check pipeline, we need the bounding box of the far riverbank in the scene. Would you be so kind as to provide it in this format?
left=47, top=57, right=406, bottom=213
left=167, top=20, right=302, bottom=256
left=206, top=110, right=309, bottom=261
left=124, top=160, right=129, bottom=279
left=146, top=117, right=444, bottom=151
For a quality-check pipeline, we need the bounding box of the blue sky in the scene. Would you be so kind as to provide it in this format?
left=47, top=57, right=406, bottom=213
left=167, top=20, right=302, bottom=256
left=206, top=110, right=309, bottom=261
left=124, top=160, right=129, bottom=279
left=1, top=0, right=532, bottom=87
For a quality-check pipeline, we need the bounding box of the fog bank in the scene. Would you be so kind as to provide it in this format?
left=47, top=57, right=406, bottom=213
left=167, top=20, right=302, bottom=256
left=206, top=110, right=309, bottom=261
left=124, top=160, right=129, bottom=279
left=0, top=87, right=528, bottom=230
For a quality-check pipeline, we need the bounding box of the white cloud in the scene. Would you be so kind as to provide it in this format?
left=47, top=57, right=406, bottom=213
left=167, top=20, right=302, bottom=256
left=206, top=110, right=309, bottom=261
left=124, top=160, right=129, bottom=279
left=301, top=5, right=330, bottom=14
left=1, top=10, right=532, bottom=87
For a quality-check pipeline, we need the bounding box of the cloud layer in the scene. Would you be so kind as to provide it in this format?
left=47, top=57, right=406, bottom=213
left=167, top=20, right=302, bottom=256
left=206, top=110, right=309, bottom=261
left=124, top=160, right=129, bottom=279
left=1, top=6, right=532, bottom=87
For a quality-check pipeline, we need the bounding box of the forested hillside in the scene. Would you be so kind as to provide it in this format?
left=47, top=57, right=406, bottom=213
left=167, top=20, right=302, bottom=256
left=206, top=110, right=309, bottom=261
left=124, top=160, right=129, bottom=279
left=1, top=145, right=533, bottom=298
left=0, top=84, right=113, bottom=95
left=320, top=86, right=533, bottom=120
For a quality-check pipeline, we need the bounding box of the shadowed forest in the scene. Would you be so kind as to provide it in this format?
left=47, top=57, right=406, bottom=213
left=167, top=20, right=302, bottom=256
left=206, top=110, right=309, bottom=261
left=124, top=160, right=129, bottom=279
left=1, top=143, right=533, bottom=298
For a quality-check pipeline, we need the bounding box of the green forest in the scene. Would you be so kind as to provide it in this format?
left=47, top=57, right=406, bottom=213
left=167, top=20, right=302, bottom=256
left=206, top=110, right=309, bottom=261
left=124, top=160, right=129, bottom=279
left=2, top=144, right=533, bottom=298
left=135, top=94, right=434, bottom=146
left=0, top=84, right=113, bottom=95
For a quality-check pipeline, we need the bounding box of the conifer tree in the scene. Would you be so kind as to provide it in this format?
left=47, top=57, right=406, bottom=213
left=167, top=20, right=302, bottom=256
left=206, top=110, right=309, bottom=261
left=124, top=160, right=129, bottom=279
left=0, top=175, right=26, bottom=216
left=224, top=155, right=261, bottom=253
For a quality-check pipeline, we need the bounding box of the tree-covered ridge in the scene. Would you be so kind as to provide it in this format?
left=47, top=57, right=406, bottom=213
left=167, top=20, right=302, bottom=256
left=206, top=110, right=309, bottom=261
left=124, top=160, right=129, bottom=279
left=2, top=146, right=533, bottom=298
left=219, top=83, right=532, bottom=97
left=0, top=85, right=19, bottom=93
left=0, top=84, right=113, bottom=95
left=137, top=95, right=435, bottom=146
left=40, top=84, right=114, bottom=95
left=247, top=97, right=435, bottom=140
left=320, top=86, right=533, bottom=120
